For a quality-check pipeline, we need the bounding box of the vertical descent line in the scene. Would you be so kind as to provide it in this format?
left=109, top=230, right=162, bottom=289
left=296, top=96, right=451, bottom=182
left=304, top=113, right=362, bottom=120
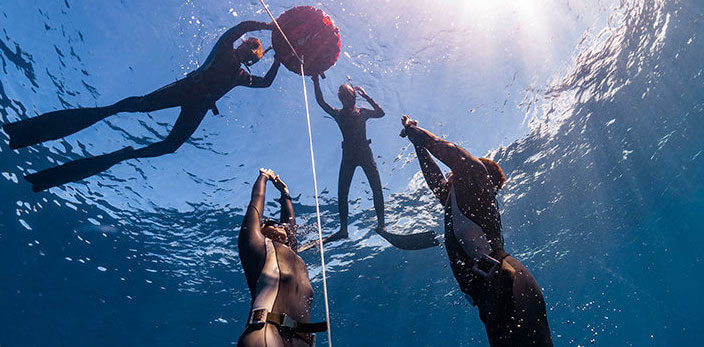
left=300, top=60, right=333, bottom=347
left=256, top=1, right=333, bottom=345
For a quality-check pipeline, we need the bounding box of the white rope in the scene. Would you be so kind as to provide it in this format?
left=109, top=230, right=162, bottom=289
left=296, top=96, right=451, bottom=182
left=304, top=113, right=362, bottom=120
left=256, top=1, right=333, bottom=346
left=299, top=60, right=333, bottom=347
left=257, top=0, right=303, bottom=65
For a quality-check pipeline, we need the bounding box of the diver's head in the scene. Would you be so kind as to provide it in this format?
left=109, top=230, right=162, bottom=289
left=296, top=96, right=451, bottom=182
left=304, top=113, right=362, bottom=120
left=261, top=219, right=298, bottom=251
left=478, top=158, right=506, bottom=192
left=261, top=219, right=288, bottom=244
left=237, top=37, right=264, bottom=66
left=338, top=84, right=356, bottom=108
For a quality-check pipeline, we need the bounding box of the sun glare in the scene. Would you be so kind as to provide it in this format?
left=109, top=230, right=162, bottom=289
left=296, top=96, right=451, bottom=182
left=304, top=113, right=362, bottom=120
left=425, top=0, right=570, bottom=71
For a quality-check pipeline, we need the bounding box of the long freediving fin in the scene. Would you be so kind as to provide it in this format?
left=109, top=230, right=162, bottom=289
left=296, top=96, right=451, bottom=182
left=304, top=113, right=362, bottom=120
left=24, top=146, right=134, bottom=192
left=375, top=227, right=440, bottom=250
left=4, top=107, right=114, bottom=149
left=298, top=228, right=439, bottom=253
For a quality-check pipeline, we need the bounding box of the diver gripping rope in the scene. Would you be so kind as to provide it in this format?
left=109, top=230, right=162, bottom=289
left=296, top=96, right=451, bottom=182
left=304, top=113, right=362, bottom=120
left=257, top=1, right=333, bottom=346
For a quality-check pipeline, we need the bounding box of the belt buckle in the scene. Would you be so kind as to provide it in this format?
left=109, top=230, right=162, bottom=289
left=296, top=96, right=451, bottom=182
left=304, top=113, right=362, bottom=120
left=471, top=254, right=500, bottom=280
left=249, top=308, right=267, bottom=328
left=280, top=314, right=297, bottom=329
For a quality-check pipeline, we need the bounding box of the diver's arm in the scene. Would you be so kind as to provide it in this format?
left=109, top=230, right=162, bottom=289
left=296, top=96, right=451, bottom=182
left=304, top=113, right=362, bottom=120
left=405, top=124, right=479, bottom=173
left=414, top=144, right=450, bottom=204
left=363, top=98, right=385, bottom=118
left=312, top=75, right=338, bottom=118
left=247, top=60, right=281, bottom=88
left=273, top=176, right=295, bottom=225
left=357, top=88, right=385, bottom=119
left=203, top=21, right=270, bottom=67
left=218, top=21, right=270, bottom=51
left=273, top=175, right=298, bottom=250
left=279, top=193, right=295, bottom=225
left=238, top=172, right=269, bottom=292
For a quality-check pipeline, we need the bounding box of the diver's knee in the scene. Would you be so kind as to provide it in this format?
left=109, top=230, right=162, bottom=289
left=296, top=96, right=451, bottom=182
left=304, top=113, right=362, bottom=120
left=162, top=142, right=180, bottom=154
left=144, top=140, right=180, bottom=157
left=114, top=96, right=144, bottom=112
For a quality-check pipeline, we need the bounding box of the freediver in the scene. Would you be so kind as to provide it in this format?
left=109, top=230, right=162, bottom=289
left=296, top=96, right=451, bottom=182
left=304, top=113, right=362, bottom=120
left=3, top=20, right=281, bottom=192
left=304, top=75, right=437, bottom=251
left=238, top=168, right=327, bottom=347
left=400, top=115, right=553, bottom=346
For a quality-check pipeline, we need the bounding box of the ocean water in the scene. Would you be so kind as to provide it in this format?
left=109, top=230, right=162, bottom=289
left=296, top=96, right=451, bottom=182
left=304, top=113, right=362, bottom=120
left=1, top=0, right=702, bottom=346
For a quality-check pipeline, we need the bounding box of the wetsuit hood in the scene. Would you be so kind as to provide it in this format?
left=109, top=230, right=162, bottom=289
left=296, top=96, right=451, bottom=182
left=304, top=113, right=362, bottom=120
left=338, top=84, right=356, bottom=108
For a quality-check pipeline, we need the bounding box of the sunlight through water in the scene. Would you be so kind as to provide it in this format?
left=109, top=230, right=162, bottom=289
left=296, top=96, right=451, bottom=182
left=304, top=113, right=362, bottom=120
left=1, top=0, right=703, bottom=345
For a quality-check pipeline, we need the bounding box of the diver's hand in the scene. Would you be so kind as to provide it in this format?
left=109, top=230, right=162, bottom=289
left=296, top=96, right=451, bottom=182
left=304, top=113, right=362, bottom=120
left=354, top=86, right=368, bottom=98
left=402, top=114, right=418, bottom=128
left=400, top=115, right=418, bottom=138
left=259, top=168, right=275, bottom=180
left=272, top=175, right=290, bottom=195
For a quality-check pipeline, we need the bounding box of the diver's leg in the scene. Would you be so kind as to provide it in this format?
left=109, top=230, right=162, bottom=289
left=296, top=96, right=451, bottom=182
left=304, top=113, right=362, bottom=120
left=24, top=146, right=135, bottom=192
left=361, top=153, right=385, bottom=229
left=4, top=106, right=122, bottom=150
left=109, top=79, right=187, bottom=114
left=475, top=256, right=552, bottom=347
left=503, top=256, right=553, bottom=346
left=332, top=156, right=355, bottom=241
left=24, top=105, right=207, bottom=192
left=127, top=104, right=208, bottom=159
left=358, top=152, right=440, bottom=250
left=4, top=80, right=187, bottom=150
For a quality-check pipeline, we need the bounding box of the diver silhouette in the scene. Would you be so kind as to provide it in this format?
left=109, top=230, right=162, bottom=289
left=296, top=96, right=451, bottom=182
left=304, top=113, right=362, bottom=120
left=300, top=75, right=438, bottom=252
left=401, top=115, right=552, bottom=346
left=3, top=20, right=281, bottom=192
left=237, top=169, right=327, bottom=346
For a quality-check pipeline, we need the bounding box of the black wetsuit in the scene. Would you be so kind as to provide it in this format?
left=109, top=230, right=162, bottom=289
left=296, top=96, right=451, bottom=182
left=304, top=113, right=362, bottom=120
left=3, top=20, right=280, bottom=192
left=238, top=174, right=318, bottom=347
left=312, top=79, right=385, bottom=233
left=407, top=124, right=553, bottom=346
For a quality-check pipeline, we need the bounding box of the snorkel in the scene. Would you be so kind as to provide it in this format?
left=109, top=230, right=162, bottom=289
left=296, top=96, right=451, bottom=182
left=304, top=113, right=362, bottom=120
left=346, top=75, right=359, bottom=96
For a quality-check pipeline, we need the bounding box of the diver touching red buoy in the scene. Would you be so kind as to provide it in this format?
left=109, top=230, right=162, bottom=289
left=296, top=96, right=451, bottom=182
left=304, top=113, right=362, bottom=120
left=3, top=20, right=281, bottom=192
left=270, top=6, right=341, bottom=76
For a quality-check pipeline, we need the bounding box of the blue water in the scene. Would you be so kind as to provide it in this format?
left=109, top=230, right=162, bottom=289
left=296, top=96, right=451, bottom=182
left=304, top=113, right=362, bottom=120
left=1, top=0, right=703, bottom=345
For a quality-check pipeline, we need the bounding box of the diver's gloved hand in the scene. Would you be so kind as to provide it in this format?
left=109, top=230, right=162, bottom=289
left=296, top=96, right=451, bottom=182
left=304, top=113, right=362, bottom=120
left=311, top=74, right=326, bottom=84
left=399, top=114, right=418, bottom=138
left=354, top=86, right=368, bottom=98
left=259, top=168, right=276, bottom=180
left=272, top=175, right=290, bottom=196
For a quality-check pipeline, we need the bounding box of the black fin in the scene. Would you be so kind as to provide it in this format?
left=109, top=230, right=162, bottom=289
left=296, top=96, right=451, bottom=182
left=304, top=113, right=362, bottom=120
left=25, top=147, right=133, bottom=192
left=4, top=107, right=113, bottom=149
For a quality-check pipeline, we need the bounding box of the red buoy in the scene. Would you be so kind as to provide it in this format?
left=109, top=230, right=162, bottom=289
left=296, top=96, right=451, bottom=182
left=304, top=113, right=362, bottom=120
left=271, top=6, right=341, bottom=76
